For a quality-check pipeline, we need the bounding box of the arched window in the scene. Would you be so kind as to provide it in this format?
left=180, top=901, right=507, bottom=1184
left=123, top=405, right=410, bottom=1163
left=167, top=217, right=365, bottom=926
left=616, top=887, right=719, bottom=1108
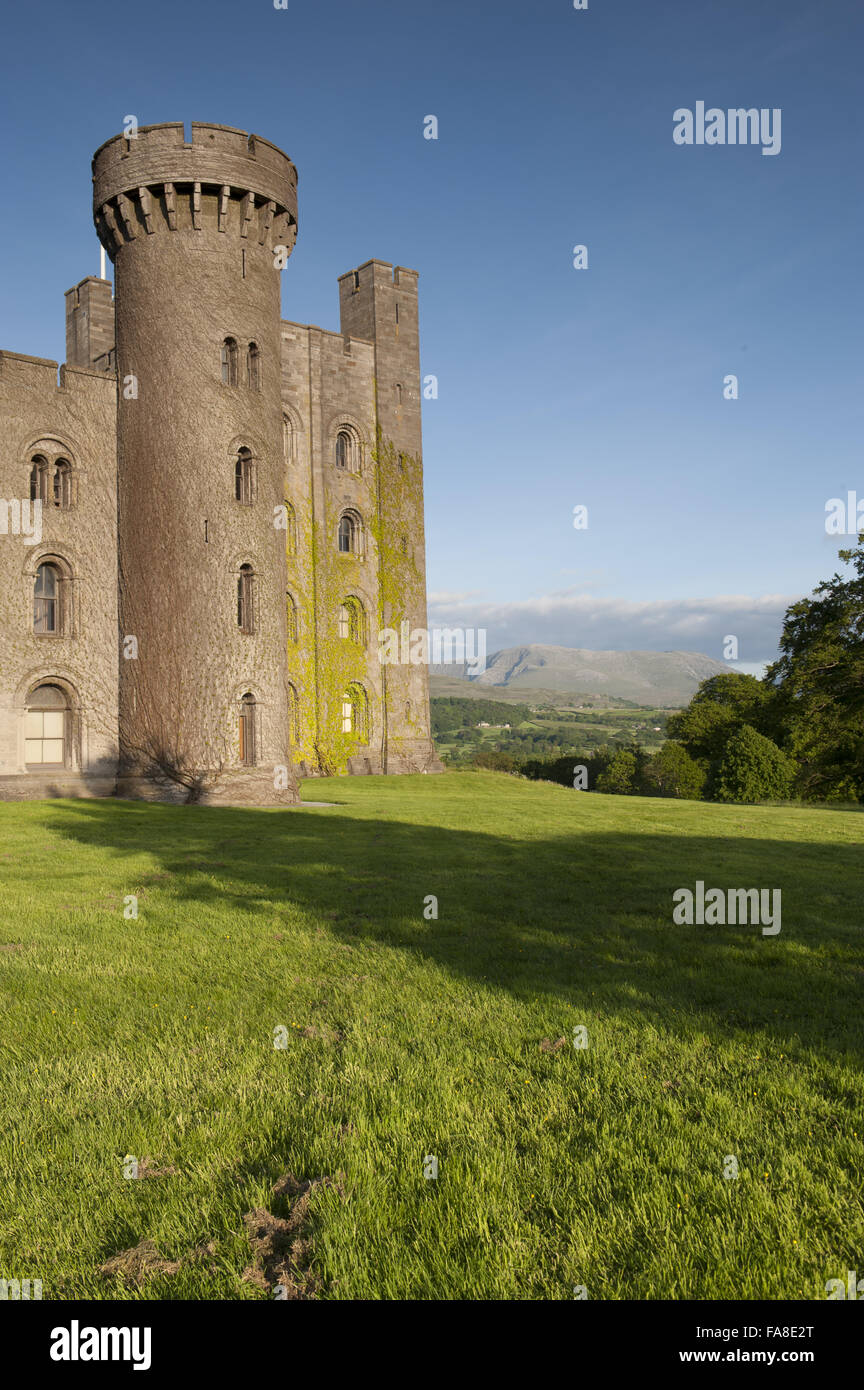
left=395, top=383, right=403, bottom=406
left=34, top=563, right=60, bottom=634
left=235, top=448, right=254, bottom=505
left=29, top=456, right=50, bottom=503
left=283, top=501, right=297, bottom=556
left=283, top=415, right=294, bottom=465
left=247, top=342, right=260, bottom=390
left=221, top=338, right=238, bottom=386
left=340, top=683, right=367, bottom=739
left=52, top=459, right=73, bottom=509
left=286, top=682, right=299, bottom=744
left=338, top=597, right=364, bottom=644
left=286, top=591, right=298, bottom=642
left=239, top=692, right=256, bottom=766
left=335, top=430, right=353, bottom=471
left=24, top=683, right=68, bottom=767
left=337, top=512, right=362, bottom=556
left=237, top=564, right=255, bottom=634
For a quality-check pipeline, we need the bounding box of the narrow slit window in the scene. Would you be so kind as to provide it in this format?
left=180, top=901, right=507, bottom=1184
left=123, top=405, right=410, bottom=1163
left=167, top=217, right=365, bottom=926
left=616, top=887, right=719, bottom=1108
left=235, top=448, right=254, bottom=504
left=247, top=342, right=260, bottom=390
left=335, top=430, right=352, bottom=470
left=337, top=514, right=354, bottom=554
left=29, top=456, right=49, bottom=503
left=34, top=563, right=59, bottom=634
left=221, top=337, right=238, bottom=386
left=237, top=564, right=255, bottom=634
left=239, top=692, right=256, bottom=766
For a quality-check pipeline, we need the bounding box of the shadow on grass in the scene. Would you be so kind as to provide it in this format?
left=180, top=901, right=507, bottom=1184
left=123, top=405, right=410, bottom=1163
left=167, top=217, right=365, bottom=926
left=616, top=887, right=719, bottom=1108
left=42, top=795, right=864, bottom=1063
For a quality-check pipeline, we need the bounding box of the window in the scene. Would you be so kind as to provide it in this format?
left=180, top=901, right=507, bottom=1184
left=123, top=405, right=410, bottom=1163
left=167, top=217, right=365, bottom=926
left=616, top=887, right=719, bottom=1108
left=340, top=697, right=353, bottom=735
left=221, top=338, right=238, bottom=386
left=29, top=456, right=50, bottom=503
left=239, top=693, right=256, bottom=766
left=237, top=564, right=255, bottom=634
left=52, top=459, right=72, bottom=509
left=247, top=342, right=260, bottom=390
left=335, top=427, right=361, bottom=473
left=395, top=383, right=403, bottom=406
left=286, top=592, right=298, bottom=642
left=34, top=563, right=60, bottom=634
left=340, top=684, right=367, bottom=739
left=283, top=415, right=294, bottom=465
left=338, top=597, right=364, bottom=644
left=337, top=514, right=353, bottom=554
left=283, top=501, right=297, bottom=556
left=335, top=430, right=352, bottom=470
left=28, top=446, right=76, bottom=509
left=235, top=448, right=254, bottom=504
left=286, top=682, right=299, bottom=744
left=24, top=683, right=68, bottom=766
left=337, top=512, right=362, bottom=556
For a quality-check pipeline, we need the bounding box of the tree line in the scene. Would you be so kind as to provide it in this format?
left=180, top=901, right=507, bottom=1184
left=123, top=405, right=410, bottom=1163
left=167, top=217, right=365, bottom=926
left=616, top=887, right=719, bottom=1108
left=477, top=539, right=864, bottom=805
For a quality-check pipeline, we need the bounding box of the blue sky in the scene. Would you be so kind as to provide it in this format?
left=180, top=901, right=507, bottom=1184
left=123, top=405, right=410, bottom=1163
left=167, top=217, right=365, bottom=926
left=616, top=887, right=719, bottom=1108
left=1, top=0, right=862, bottom=668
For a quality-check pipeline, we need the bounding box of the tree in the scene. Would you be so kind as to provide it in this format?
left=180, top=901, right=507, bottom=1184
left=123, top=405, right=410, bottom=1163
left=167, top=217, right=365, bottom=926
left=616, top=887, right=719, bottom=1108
left=472, top=750, right=518, bottom=772
left=596, top=749, right=638, bottom=795
left=643, top=742, right=706, bottom=800
left=765, top=538, right=864, bottom=801
left=711, top=726, right=795, bottom=804
left=666, top=673, right=770, bottom=764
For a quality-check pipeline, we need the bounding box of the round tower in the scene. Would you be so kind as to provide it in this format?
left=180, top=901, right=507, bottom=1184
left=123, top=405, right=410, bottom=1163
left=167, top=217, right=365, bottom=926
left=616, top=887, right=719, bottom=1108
left=92, top=122, right=299, bottom=804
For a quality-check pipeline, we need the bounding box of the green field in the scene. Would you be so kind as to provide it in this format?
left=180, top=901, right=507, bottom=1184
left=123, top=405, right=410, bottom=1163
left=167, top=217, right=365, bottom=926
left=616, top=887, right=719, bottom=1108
left=1, top=772, right=862, bottom=1300
left=432, top=699, right=671, bottom=764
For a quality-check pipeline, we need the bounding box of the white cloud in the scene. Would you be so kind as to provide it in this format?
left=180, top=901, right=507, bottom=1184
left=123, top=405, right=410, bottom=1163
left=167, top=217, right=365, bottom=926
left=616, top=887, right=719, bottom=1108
left=425, top=590, right=797, bottom=665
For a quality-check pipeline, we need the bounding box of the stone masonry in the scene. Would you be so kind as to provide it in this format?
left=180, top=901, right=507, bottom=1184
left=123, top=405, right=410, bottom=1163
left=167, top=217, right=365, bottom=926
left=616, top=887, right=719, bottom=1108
left=0, top=122, right=441, bottom=805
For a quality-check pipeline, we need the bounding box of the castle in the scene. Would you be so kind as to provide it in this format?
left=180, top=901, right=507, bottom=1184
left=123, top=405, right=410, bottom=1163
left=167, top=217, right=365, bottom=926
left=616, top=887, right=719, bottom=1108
left=0, top=123, right=441, bottom=805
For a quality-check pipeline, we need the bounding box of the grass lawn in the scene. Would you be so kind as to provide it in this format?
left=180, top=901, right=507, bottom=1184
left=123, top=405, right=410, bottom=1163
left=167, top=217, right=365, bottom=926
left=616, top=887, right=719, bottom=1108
left=1, top=771, right=862, bottom=1300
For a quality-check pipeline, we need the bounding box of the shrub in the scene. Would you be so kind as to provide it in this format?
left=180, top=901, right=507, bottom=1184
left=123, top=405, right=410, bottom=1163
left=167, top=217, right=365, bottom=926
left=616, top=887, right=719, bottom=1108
left=643, top=742, right=706, bottom=800
left=711, top=726, right=796, bottom=804
left=472, top=750, right=519, bottom=772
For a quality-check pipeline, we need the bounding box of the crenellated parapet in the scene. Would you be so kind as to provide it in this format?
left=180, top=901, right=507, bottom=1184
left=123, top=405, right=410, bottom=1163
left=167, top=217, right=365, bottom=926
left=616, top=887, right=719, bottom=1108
left=92, top=122, right=298, bottom=261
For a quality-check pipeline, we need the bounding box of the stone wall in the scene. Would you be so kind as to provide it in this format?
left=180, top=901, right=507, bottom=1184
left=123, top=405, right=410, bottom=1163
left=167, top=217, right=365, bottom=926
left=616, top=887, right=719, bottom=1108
left=0, top=352, right=119, bottom=791
left=0, top=125, right=441, bottom=803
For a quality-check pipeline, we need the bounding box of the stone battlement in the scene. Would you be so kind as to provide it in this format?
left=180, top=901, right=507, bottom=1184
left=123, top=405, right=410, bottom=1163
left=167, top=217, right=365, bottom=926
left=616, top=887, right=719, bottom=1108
left=93, top=121, right=297, bottom=260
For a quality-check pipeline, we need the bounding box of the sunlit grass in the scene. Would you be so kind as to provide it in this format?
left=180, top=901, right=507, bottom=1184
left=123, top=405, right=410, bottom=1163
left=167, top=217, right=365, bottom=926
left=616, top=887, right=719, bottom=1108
left=0, top=772, right=862, bottom=1299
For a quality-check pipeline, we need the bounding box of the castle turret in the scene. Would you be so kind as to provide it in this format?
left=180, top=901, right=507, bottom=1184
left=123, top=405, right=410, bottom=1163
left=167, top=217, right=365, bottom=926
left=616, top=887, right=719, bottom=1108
left=65, top=276, right=115, bottom=370
left=338, top=261, right=439, bottom=772
left=93, top=122, right=300, bottom=803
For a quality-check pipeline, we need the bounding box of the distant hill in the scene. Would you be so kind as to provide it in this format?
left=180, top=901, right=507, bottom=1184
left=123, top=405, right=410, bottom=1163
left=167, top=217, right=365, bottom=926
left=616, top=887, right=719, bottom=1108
left=430, top=645, right=736, bottom=707
left=428, top=675, right=636, bottom=710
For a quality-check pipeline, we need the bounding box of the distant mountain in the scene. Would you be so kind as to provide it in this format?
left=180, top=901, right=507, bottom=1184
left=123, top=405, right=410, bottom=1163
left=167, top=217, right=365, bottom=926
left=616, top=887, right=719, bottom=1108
left=429, top=645, right=737, bottom=707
